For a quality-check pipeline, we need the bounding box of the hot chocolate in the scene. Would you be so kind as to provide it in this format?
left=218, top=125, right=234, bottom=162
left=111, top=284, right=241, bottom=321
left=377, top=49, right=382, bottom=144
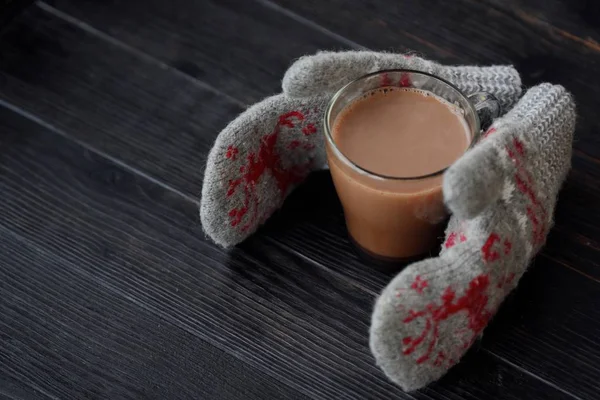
left=327, top=87, right=470, bottom=259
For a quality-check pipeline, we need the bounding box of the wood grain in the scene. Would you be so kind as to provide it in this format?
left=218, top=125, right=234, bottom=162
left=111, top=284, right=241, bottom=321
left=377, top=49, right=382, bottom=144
left=483, top=0, right=600, bottom=45
left=0, top=5, right=241, bottom=200
left=0, top=235, right=308, bottom=400
left=0, top=115, right=308, bottom=400
left=0, top=100, right=572, bottom=399
left=0, top=1, right=599, bottom=398
left=0, top=0, right=34, bottom=30
left=0, top=375, right=54, bottom=400
left=483, top=251, right=600, bottom=399
left=44, top=0, right=347, bottom=104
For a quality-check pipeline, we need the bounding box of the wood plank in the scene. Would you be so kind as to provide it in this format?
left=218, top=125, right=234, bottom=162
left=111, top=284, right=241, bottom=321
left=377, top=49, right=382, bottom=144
left=483, top=252, right=600, bottom=399
left=44, top=0, right=347, bottom=104
left=0, top=115, right=306, bottom=399
left=0, top=0, right=34, bottom=30
left=0, top=5, right=241, bottom=200
left=0, top=233, right=307, bottom=400
left=483, top=0, right=600, bottom=44
left=0, top=103, right=571, bottom=399
left=0, top=375, right=54, bottom=400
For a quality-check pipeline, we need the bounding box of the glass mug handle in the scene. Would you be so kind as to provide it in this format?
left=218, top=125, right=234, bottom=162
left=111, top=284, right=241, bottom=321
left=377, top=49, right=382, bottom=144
left=467, top=92, right=502, bottom=132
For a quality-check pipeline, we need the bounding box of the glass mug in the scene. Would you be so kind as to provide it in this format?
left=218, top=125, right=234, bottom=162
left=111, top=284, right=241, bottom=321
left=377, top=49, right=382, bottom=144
left=324, top=70, right=500, bottom=265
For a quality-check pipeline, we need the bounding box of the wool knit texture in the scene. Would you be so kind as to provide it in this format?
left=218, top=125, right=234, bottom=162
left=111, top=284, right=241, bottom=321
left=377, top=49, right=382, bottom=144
left=283, top=51, right=521, bottom=110
left=370, top=83, right=576, bottom=391
left=201, top=51, right=522, bottom=247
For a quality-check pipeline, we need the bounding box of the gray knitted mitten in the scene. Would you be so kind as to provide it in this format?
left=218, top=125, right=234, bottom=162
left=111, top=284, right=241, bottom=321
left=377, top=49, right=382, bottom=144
left=201, top=51, right=522, bottom=247
left=370, top=83, right=576, bottom=391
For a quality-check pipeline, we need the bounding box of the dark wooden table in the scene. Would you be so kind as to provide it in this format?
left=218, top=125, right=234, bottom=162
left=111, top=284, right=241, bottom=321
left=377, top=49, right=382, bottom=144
left=1, top=1, right=599, bottom=399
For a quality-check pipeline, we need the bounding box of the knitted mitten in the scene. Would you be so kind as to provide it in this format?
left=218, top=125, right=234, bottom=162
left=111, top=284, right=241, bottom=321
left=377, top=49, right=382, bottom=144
left=282, top=51, right=521, bottom=111
left=200, top=51, right=522, bottom=247
left=369, top=83, right=576, bottom=391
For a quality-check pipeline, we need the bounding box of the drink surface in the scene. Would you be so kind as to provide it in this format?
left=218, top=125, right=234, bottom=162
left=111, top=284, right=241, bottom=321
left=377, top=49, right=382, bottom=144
left=331, top=87, right=469, bottom=178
